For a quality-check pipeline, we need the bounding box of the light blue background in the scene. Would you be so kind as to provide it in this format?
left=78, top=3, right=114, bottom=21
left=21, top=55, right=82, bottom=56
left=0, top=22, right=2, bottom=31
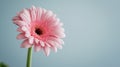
left=0, top=0, right=120, bottom=67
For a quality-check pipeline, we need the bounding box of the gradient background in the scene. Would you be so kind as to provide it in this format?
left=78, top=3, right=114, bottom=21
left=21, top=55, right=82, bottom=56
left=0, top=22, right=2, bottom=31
left=0, top=0, right=120, bottom=67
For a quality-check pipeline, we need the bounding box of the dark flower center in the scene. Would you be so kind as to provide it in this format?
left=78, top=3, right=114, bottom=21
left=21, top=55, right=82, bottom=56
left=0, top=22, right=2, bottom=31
left=35, top=28, right=43, bottom=35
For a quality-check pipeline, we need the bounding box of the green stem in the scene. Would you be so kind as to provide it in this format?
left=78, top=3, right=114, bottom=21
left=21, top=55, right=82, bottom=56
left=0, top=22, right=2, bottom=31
left=26, top=47, right=32, bottom=67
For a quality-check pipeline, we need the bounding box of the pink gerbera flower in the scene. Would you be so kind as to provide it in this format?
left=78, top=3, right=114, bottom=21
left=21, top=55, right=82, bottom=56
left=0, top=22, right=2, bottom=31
left=13, top=6, right=65, bottom=56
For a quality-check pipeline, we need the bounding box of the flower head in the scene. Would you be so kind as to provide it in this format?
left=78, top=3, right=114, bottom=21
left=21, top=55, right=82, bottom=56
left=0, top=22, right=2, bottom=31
left=13, top=6, right=65, bottom=56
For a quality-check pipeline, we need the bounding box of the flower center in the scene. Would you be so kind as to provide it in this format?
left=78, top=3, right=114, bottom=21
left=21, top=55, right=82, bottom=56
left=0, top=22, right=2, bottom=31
left=35, top=28, right=43, bottom=35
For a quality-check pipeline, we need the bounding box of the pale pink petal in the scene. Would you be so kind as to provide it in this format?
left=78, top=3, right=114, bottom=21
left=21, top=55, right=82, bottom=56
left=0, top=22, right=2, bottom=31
left=22, top=9, right=31, bottom=23
left=46, top=10, right=53, bottom=17
left=21, top=39, right=32, bottom=48
left=47, top=40, right=62, bottom=49
left=36, top=8, right=42, bottom=21
left=16, top=33, right=26, bottom=39
left=43, top=10, right=53, bottom=23
left=17, top=27, right=23, bottom=32
left=54, top=32, right=66, bottom=38
left=34, top=43, right=42, bottom=52
left=25, top=31, right=30, bottom=37
left=54, top=27, right=65, bottom=33
left=51, top=46, right=57, bottom=52
left=40, top=9, right=47, bottom=23
left=45, top=42, right=51, bottom=47
left=20, top=13, right=30, bottom=23
left=46, top=17, right=58, bottom=27
left=47, top=37, right=64, bottom=44
left=55, top=42, right=63, bottom=49
left=57, top=39, right=64, bottom=44
left=12, top=16, right=21, bottom=21
left=21, top=26, right=28, bottom=31
left=30, top=6, right=36, bottom=21
left=44, top=46, right=50, bottom=56
left=39, top=40, right=45, bottom=47
left=14, top=20, right=26, bottom=26
left=21, top=26, right=31, bottom=37
left=28, top=36, right=34, bottom=44
left=47, top=40, right=56, bottom=47
left=35, top=38, right=39, bottom=44
left=55, top=38, right=64, bottom=45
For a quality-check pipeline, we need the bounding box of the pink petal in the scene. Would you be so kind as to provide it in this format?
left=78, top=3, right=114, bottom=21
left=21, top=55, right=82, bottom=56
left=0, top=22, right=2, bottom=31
left=51, top=27, right=65, bottom=38
left=21, top=39, right=32, bottom=48
left=57, top=39, right=64, bottom=44
left=17, top=27, right=23, bottom=32
left=55, top=32, right=66, bottom=38
left=28, top=36, right=34, bottom=44
left=46, top=10, right=53, bottom=18
left=21, top=26, right=28, bottom=31
left=51, top=46, right=57, bottom=52
left=46, top=17, right=58, bottom=27
left=54, top=27, right=65, bottom=33
left=25, top=31, right=30, bottom=37
left=30, top=6, right=36, bottom=21
left=48, top=37, right=64, bottom=45
left=47, top=40, right=62, bottom=49
left=55, top=42, right=63, bottom=49
left=40, top=9, right=47, bottom=23
left=35, top=38, right=39, bottom=44
left=12, top=16, right=21, bottom=21
left=47, top=40, right=55, bottom=47
left=39, top=40, right=45, bottom=47
left=43, top=10, right=53, bottom=22
left=53, top=38, right=64, bottom=45
left=44, top=46, right=50, bottom=56
left=22, top=26, right=31, bottom=38
left=16, top=33, right=26, bottom=39
left=20, top=13, right=30, bottom=23
left=14, top=20, right=26, bottom=26
left=22, top=9, right=31, bottom=23
left=36, top=8, right=42, bottom=21
left=45, top=42, right=51, bottom=47
left=34, top=43, right=42, bottom=52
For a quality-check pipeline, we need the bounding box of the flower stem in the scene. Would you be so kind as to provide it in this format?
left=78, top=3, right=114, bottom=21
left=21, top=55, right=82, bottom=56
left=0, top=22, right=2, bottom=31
left=26, top=47, right=32, bottom=67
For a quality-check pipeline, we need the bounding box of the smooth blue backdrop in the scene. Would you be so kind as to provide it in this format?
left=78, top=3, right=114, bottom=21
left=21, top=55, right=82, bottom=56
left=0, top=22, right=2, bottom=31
left=0, top=0, right=120, bottom=67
